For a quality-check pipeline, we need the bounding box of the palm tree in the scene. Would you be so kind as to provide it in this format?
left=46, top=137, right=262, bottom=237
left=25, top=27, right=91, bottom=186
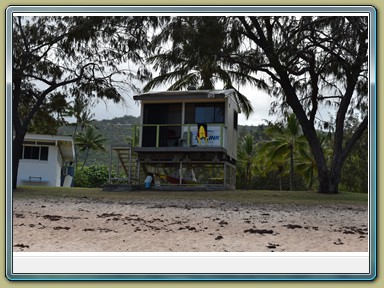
left=237, top=134, right=258, bottom=187
left=66, top=95, right=96, bottom=169
left=125, top=125, right=140, bottom=147
left=257, top=141, right=287, bottom=191
left=295, top=145, right=317, bottom=191
left=69, top=95, right=95, bottom=135
left=144, top=16, right=268, bottom=118
left=258, top=114, right=307, bottom=191
left=75, top=127, right=106, bottom=170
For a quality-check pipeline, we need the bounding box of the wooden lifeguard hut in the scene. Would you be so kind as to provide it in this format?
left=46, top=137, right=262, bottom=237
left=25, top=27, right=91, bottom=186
left=130, top=88, right=239, bottom=190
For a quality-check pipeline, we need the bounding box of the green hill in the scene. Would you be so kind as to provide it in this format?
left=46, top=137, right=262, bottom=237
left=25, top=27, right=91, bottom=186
left=58, top=115, right=140, bottom=167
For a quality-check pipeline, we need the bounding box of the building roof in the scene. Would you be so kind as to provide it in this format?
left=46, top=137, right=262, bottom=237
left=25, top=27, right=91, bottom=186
left=133, top=89, right=236, bottom=101
left=23, top=134, right=75, bottom=161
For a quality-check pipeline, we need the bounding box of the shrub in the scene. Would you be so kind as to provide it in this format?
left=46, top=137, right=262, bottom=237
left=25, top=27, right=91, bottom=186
left=73, top=168, right=90, bottom=187
left=74, top=165, right=124, bottom=188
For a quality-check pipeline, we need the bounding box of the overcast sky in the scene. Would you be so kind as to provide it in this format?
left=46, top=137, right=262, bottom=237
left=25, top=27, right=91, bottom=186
left=92, top=86, right=277, bottom=126
left=91, top=82, right=338, bottom=128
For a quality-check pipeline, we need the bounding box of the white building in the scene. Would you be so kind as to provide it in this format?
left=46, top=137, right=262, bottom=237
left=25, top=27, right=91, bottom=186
left=17, top=134, right=75, bottom=187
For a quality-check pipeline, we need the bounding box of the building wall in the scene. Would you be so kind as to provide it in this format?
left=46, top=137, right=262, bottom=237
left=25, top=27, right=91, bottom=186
left=225, top=94, right=239, bottom=161
left=56, top=147, right=63, bottom=187
left=18, top=146, right=61, bottom=187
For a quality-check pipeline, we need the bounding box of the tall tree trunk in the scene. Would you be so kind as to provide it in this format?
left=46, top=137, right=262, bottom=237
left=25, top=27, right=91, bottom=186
left=281, top=78, right=341, bottom=194
left=290, top=144, right=294, bottom=191
left=81, top=148, right=90, bottom=170
left=246, top=163, right=252, bottom=187
left=73, top=125, right=79, bottom=169
left=276, top=66, right=335, bottom=194
left=309, top=168, right=314, bottom=191
left=277, top=165, right=283, bottom=191
left=12, top=131, right=27, bottom=189
left=316, top=164, right=342, bottom=194
left=317, top=168, right=331, bottom=194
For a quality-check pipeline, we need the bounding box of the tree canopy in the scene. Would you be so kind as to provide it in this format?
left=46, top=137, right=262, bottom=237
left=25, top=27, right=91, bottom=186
left=143, top=16, right=269, bottom=118
left=229, top=16, right=369, bottom=193
left=12, top=16, right=157, bottom=188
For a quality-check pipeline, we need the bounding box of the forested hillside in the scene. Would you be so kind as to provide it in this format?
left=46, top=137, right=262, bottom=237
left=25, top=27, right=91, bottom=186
left=58, top=115, right=140, bottom=166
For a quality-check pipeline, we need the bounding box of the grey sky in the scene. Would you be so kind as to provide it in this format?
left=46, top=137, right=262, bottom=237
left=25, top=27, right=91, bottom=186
left=92, top=87, right=276, bottom=126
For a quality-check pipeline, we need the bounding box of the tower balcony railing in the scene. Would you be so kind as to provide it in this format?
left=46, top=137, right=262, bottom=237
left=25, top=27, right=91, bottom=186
left=133, top=123, right=227, bottom=149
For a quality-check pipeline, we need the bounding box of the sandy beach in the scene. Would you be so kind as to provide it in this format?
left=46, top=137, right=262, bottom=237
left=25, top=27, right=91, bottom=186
left=13, top=196, right=368, bottom=252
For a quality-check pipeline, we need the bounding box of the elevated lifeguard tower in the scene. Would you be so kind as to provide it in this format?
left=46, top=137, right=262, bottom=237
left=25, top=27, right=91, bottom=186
left=132, top=89, right=239, bottom=190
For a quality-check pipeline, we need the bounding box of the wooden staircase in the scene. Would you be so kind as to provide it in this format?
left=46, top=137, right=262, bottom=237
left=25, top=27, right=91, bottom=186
left=109, top=145, right=139, bottom=184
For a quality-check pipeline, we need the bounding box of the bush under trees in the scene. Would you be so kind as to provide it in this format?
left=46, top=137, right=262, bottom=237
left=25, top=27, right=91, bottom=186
left=74, top=165, right=125, bottom=188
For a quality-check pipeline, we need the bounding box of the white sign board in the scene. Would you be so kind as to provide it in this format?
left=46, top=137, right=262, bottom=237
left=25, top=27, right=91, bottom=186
left=185, top=125, right=223, bottom=147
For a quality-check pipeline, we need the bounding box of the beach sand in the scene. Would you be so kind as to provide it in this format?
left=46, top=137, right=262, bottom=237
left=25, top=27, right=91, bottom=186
left=13, top=197, right=368, bottom=252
